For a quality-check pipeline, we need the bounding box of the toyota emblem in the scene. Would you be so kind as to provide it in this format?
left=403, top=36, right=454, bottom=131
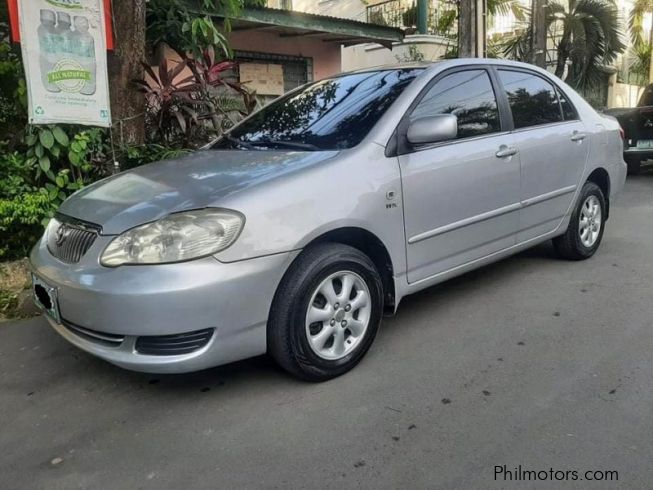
left=55, top=224, right=70, bottom=247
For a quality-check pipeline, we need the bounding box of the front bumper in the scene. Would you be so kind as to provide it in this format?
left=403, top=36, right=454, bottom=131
left=30, top=236, right=298, bottom=373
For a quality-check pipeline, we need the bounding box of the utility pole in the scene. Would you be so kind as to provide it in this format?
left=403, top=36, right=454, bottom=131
left=531, top=0, right=547, bottom=68
left=417, top=0, right=428, bottom=35
left=458, top=0, right=486, bottom=58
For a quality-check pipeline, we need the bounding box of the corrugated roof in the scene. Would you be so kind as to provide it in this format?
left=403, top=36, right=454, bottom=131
left=182, top=3, right=405, bottom=48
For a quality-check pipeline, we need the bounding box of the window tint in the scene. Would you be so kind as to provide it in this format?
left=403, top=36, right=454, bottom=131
left=410, top=70, right=501, bottom=139
left=557, top=88, right=577, bottom=120
left=212, top=69, right=422, bottom=151
left=498, top=70, right=563, bottom=128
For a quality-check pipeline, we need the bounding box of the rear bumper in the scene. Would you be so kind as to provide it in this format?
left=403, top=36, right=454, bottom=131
left=607, top=161, right=627, bottom=200
left=623, top=147, right=653, bottom=159
left=30, top=236, right=299, bottom=373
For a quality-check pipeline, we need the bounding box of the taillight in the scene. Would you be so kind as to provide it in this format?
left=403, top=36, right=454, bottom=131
left=619, top=127, right=625, bottom=140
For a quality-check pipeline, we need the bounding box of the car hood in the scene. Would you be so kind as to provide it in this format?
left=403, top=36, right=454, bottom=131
left=58, top=149, right=339, bottom=234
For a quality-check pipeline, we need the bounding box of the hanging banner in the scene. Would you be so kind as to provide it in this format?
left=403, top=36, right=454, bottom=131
left=7, top=0, right=114, bottom=49
left=17, top=0, right=112, bottom=127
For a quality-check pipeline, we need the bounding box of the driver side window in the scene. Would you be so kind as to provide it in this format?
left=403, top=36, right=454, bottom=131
left=410, top=70, right=501, bottom=140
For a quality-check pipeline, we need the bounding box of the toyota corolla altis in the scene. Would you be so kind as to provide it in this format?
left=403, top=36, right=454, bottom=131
left=30, top=59, right=626, bottom=380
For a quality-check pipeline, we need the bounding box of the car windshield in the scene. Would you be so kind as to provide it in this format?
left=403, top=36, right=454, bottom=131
left=212, top=68, right=423, bottom=151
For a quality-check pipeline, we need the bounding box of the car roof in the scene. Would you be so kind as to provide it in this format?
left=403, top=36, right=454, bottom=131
left=342, top=58, right=556, bottom=78
left=347, top=61, right=439, bottom=73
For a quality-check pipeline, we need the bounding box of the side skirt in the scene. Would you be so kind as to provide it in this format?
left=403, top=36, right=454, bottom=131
left=391, top=226, right=568, bottom=312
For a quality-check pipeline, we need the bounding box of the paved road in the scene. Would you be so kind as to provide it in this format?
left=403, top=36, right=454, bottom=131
left=1, top=174, right=652, bottom=490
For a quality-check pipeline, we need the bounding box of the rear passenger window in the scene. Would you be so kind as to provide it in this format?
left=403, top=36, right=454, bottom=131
left=410, top=69, right=501, bottom=140
left=498, top=70, right=563, bottom=129
left=557, top=88, right=578, bottom=120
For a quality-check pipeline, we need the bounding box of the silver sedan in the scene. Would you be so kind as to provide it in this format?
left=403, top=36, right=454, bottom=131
left=30, top=59, right=626, bottom=380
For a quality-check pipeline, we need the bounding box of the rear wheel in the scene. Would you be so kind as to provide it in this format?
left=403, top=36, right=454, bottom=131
left=268, top=243, right=383, bottom=381
left=553, top=182, right=606, bottom=261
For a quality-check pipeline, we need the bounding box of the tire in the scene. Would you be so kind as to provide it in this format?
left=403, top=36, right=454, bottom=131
left=626, top=156, right=642, bottom=175
left=268, top=243, right=383, bottom=381
left=553, top=181, right=606, bottom=261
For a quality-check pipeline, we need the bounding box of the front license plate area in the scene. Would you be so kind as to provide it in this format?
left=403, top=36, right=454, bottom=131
left=636, top=139, right=653, bottom=149
left=31, top=274, right=61, bottom=324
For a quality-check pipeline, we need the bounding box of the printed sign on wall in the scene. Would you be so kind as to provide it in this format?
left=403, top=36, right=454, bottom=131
left=240, top=63, right=285, bottom=96
left=18, top=0, right=112, bottom=127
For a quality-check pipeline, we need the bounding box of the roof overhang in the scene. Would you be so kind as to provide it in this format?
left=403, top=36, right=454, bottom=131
left=182, top=3, right=404, bottom=49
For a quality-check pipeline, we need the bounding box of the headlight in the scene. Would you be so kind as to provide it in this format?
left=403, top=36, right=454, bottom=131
left=44, top=217, right=60, bottom=241
left=100, top=209, right=244, bottom=266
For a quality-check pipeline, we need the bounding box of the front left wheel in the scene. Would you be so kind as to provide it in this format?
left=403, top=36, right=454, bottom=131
left=267, top=243, right=383, bottom=381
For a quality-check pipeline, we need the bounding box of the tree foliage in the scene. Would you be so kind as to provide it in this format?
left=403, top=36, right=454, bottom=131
left=146, top=0, right=266, bottom=59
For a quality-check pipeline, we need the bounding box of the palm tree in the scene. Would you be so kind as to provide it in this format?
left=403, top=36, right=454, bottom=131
left=625, top=41, right=652, bottom=85
left=488, top=0, right=528, bottom=20
left=629, top=0, right=653, bottom=46
left=549, top=0, right=625, bottom=88
left=627, top=1, right=653, bottom=88
left=499, top=0, right=624, bottom=89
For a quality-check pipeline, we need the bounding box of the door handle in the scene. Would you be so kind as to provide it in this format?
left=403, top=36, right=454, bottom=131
left=570, top=132, right=587, bottom=142
left=495, top=146, right=518, bottom=158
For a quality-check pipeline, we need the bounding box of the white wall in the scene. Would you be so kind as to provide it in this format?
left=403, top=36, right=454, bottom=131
left=292, top=0, right=369, bottom=21
left=609, top=82, right=644, bottom=108
left=342, top=35, right=451, bottom=71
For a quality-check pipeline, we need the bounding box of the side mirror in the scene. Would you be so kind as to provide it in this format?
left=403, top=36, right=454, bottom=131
left=407, top=114, right=458, bottom=145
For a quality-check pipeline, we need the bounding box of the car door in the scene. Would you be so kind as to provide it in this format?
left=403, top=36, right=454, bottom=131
left=397, top=68, right=522, bottom=284
left=494, top=68, right=589, bottom=243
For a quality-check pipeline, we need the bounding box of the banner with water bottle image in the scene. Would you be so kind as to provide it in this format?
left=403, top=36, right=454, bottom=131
left=17, top=0, right=111, bottom=127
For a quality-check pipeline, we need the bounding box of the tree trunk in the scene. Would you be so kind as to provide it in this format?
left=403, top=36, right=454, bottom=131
left=458, top=0, right=476, bottom=57
left=531, top=0, right=547, bottom=68
left=554, top=47, right=567, bottom=78
left=107, top=0, right=146, bottom=146
left=554, top=30, right=570, bottom=78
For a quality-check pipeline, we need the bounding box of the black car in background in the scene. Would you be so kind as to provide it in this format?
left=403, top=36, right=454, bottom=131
left=606, top=84, right=653, bottom=174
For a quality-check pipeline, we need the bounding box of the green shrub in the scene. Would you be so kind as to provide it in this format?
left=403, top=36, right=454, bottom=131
left=0, top=192, right=52, bottom=260
left=0, top=149, right=58, bottom=261
left=0, top=39, right=27, bottom=141
left=0, top=151, right=33, bottom=198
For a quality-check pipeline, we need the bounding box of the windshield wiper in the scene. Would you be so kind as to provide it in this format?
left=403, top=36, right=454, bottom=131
left=221, top=134, right=257, bottom=150
left=247, top=140, right=321, bottom=151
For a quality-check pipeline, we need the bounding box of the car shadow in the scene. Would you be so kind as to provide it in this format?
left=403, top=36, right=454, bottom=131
left=391, top=241, right=556, bottom=314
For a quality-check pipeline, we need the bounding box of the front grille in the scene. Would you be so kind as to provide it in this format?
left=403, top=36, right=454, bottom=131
left=62, top=319, right=125, bottom=347
left=135, top=329, right=214, bottom=356
left=47, top=216, right=99, bottom=264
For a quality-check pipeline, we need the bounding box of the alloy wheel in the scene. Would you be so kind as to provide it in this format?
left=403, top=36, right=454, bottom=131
left=304, top=271, right=372, bottom=361
left=579, top=195, right=602, bottom=248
